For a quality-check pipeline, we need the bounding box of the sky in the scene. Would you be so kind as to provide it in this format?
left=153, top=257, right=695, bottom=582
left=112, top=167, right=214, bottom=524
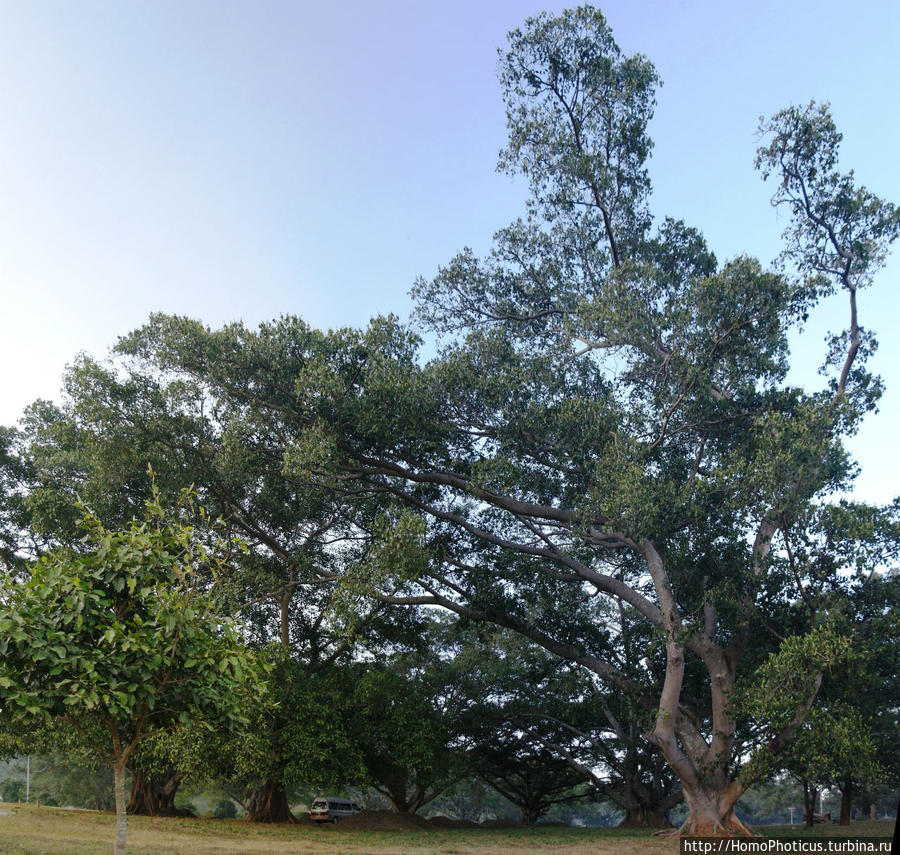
left=1, top=0, right=898, bottom=503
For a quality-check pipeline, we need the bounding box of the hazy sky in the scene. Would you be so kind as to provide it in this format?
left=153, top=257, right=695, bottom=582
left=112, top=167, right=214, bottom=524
left=1, top=0, right=898, bottom=503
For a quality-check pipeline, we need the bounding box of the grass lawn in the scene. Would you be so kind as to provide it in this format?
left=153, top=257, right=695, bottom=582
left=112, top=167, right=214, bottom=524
left=0, top=804, right=893, bottom=855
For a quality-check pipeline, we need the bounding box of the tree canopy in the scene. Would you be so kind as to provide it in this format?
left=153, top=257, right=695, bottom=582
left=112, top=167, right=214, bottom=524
left=0, top=487, right=263, bottom=854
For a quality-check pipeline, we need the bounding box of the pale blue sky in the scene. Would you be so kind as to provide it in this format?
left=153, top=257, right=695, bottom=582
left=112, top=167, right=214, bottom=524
left=1, top=0, right=898, bottom=502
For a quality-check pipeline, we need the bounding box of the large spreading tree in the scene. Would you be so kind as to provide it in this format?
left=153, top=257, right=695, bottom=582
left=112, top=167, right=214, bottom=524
left=228, top=6, right=894, bottom=835
left=11, top=320, right=422, bottom=821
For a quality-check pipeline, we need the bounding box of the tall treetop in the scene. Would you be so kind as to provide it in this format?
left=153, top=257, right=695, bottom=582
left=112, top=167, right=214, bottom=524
left=498, top=5, right=660, bottom=265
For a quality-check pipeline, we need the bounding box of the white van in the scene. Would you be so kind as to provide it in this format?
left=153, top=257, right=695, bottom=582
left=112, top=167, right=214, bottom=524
left=309, top=796, right=362, bottom=823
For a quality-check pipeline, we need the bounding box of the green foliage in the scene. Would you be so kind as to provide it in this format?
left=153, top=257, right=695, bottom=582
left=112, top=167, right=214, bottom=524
left=467, top=720, right=593, bottom=825
left=2, top=3, right=898, bottom=838
left=0, top=778, right=24, bottom=802
left=0, top=485, right=263, bottom=762
left=734, top=623, right=870, bottom=789
left=406, top=8, right=900, bottom=831
left=426, top=777, right=520, bottom=823
left=0, top=426, right=32, bottom=573
left=449, top=622, right=679, bottom=825
left=756, top=101, right=900, bottom=294
left=347, top=658, right=463, bottom=813
left=737, top=626, right=853, bottom=731
left=0, top=754, right=116, bottom=810
left=0, top=487, right=266, bottom=851
left=329, top=510, right=430, bottom=634
left=208, top=650, right=365, bottom=800
left=498, top=6, right=659, bottom=256
left=212, top=797, right=238, bottom=818
left=786, top=705, right=882, bottom=787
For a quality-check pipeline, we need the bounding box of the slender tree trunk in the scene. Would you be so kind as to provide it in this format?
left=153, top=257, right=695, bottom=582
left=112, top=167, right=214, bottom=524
left=247, top=780, right=295, bottom=823
left=839, top=781, right=852, bottom=826
left=113, top=758, right=128, bottom=855
left=803, top=781, right=818, bottom=827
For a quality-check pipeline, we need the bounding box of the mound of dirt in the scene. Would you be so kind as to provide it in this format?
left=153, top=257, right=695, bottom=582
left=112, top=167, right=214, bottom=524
left=427, top=815, right=478, bottom=828
left=479, top=818, right=523, bottom=828
left=335, top=810, right=431, bottom=830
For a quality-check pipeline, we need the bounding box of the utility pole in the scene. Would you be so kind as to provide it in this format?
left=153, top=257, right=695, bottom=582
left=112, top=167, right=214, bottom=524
left=25, top=756, right=30, bottom=803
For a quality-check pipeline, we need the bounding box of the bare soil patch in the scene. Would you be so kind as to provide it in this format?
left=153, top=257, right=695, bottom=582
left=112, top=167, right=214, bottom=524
left=428, top=814, right=478, bottom=828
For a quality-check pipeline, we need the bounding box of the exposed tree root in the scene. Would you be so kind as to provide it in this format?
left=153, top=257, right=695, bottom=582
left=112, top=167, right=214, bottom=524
left=653, top=811, right=757, bottom=838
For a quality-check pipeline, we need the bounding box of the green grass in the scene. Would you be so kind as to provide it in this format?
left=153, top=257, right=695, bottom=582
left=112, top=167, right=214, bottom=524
left=754, top=820, right=895, bottom=838
left=0, top=804, right=893, bottom=855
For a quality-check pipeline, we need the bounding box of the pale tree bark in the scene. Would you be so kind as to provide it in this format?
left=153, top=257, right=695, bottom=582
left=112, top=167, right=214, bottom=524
left=638, top=538, right=756, bottom=835
left=106, top=714, right=146, bottom=854
left=113, top=757, right=128, bottom=855
left=678, top=780, right=750, bottom=836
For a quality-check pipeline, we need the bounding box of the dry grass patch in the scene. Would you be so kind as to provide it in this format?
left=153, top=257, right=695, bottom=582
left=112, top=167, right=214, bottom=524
left=0, top=804, right=892, bottom=855
left=0, top=805, right=673, bottom=855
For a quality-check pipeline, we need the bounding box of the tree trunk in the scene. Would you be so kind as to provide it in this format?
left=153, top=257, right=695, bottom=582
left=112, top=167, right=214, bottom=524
left=618, top=803, right=673, bottom=828
left=382, top=786, right=413, bottom=813
left=610, top=777, right=680, bottom=828
left=126, top=766, right=186, bottom=816
left=113, top=759, right=128, bottom=855
left=519, top=804, right=544, bottom=825
left=676, top=781, right=752, bottom=837
left=803, top=781, right=818, bottom=828
left=383, top=785, right=432, bottom=815
left=839, top=781, right=852, bottom=826
left=247, top=780, right=295, bottom=823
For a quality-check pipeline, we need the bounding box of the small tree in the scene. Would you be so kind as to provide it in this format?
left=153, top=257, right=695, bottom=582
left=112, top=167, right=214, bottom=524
left=783, top=705, right=881, bottom=826
left=0, top=486, right=263, bottom=855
